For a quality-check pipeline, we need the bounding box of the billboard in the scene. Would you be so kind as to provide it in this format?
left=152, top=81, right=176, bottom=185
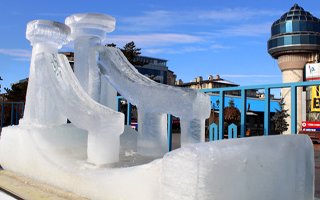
left=311, top=86, right=320, bottom=112
left=306, top=63, right=320, bottom=81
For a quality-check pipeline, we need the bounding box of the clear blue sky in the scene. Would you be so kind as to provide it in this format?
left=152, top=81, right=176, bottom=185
left=1, top=0, right=320, bottom=91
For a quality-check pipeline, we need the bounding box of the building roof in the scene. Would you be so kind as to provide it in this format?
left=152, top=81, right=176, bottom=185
left=275, top=4, right=320, bottom=24
left=179, top=78, right=238, bottom=87
left=268, top=4, right=320, bottom=58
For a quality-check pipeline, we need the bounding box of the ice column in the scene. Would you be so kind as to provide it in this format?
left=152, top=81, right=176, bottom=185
left=137, top=111, right=168, bottom=157
left=180, top=118, right=205, bottom=146
left=22, top=20, right=69, bottom=126
left=65, top=13, right=117, bottom=106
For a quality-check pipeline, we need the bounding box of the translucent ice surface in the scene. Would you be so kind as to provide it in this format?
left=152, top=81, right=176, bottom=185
left=98, top=47, right=211, bottom=154
left=0, top=130, right=314, bottom=200
left=65, top=13, right=116, bottom=103
left=98, top=47, right=210, bottom=119
left=36, top=52, right=124, bottom=164
left=161, top=135, right=314, bottom=200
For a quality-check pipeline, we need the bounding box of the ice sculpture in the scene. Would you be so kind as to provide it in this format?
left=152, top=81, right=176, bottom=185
left=24, top=20, right=124, bottom=165
left=98, top=47, right=211, bottom=156
left=65, top=13, right=118, bottom=109
left=0, top=13, right=315, bottom=200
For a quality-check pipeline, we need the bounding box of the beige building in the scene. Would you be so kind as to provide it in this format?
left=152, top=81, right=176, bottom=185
left=176, top=75, right=258, bottom=98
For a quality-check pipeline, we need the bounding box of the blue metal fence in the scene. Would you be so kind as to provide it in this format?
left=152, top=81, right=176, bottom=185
left=2, top=81, right=320, bottom=151
left=0, top=102, right=25, bottom=129
left=117, top=80, right=320, bottom=151
left=202, top=81, right=320, bottom=139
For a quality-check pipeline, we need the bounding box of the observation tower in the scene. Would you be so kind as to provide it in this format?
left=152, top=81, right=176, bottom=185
left=268, top=4, right=320, bottom=134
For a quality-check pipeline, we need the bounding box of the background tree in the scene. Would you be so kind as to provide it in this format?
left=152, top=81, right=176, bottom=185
left=4, top=80, right=28, bottom=102
left=106, top=43, right=117, bottom=47
left=0, top=79, right=27, bottom=127
left=107, top=41, right=145, bottom=66
left=122, top=41, right=141, bottom=64
left=224, top=99, right=240, bottom=125
left=271, top=98, right=289, bottom=134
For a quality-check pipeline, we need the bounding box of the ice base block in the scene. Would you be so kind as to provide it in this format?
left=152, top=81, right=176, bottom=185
left=0, top=126, right=314, bottom=200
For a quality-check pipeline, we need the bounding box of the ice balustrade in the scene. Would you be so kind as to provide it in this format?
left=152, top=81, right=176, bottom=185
left=22, top=20, right=124, bottom=165
left=64, top=13, right=211, bottom=157
left=97, top=47, right=211, bottom=156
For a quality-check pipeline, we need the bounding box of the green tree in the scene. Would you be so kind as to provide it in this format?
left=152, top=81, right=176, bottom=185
left=271, top=98, right=289, bottom=134
left=106, top=43, right=117, bottom=47
left=122, top=41, right=141, bottom=64
left=224, top=99, right=240, bottom=125
left=107, top=41, right=144, bottom=66
left=4, top=80, right=28, bottom=102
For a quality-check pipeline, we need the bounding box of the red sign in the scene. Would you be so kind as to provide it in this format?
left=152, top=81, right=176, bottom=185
left=302, top=121, right=320, bottom=128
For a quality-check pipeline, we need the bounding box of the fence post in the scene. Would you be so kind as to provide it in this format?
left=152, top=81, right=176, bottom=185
left=228, top=123, right=237, bottom=139
left=291, top=86, right=297, bottom=134
left=126, top=102, right=132, bottom=126
left=209, top=123, right=218, bottom=141
left=1, top=102, right=3, bottom=128
left=116, top=96, right=121, bottom=112
left=264, top=87, right=270, bottom=136
left=218, top=91, right=224, bottom=140
left=167, top=114, right=172, bottom=151
left=15, top=103, right=19, bottom=124
left=240, top=89, right=246, bottom=138
left=21, top=103, right=25, bottom=118
left=10, top=103, right=14, bottom=126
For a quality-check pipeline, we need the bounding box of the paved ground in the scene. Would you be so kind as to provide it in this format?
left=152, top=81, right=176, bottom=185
left=0, top=170, right=88, bottom=200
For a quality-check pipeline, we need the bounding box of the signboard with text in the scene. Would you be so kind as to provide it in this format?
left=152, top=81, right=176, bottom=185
left=311, top=86, right=320, bottom=112
left=302, top=121, right=320, bottom=131
left=306, top=63, right=320, bottom=81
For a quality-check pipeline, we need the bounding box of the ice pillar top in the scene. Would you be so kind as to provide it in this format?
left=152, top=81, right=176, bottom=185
left=65, top=13, right=116, bottom=101
left=65, top=13, right=115, bottom=40
left=26, top=20, right=70, bottom=51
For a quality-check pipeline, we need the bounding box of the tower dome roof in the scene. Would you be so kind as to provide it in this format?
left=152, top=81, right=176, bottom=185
left=268, top=4, right=320, bottom=58
left=275, top=4, right=319, bottom=25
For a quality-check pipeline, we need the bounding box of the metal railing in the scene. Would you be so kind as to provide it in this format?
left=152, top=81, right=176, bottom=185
left=202, top=81, right=320, bottom=140
left=0, top=102, right=25, bottom=129
left=1, top=81, right=320, bottom=150
left=118, top=80, right=320, bottom=151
